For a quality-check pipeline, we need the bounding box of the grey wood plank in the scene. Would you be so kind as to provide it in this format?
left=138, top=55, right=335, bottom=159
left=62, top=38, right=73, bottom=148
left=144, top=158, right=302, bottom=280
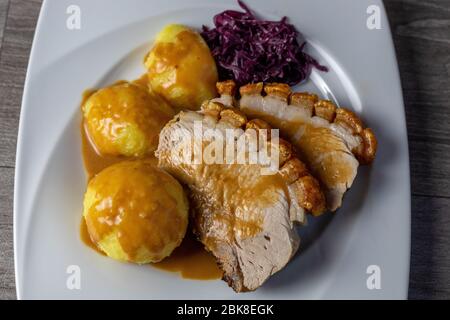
left=0, top=0, right=42, bottom=168
left=0, top=0, right=10, bottom=52
left=0, top=224, right=14, bottom=300
left=409, top=195, right=450, bottom=299
left=0, top=166, right=13, bottom=225
left=384, top=0, right=450, bottom=300
left=0, top=167, right=15, bottom=300
left=385, top=0, right=450, bottom=198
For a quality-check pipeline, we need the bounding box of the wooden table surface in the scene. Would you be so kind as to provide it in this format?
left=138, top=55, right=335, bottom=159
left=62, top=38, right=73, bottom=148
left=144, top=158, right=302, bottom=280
left=1, top=0, right=449, bottom=300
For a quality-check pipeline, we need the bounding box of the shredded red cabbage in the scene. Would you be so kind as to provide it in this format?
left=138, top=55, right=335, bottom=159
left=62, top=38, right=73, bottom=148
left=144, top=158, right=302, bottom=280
left=201, top=0, right=328, bottom=86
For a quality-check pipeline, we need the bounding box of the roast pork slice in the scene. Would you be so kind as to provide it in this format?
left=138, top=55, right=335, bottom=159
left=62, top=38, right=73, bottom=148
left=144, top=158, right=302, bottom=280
left=214, top=80, right=377, bottom=211
left=156, top=101, right=325, bottom=292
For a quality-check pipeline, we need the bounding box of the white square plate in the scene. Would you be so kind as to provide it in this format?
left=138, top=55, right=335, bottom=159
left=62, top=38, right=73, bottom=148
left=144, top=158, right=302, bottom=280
left=15, top=0, right=410, bottom=299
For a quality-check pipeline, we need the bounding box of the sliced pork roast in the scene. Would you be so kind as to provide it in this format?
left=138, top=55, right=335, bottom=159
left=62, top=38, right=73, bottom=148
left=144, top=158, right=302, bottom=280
left=212, top=81, right=377, bottom=211
left=156, top=101, right=325, bottom=292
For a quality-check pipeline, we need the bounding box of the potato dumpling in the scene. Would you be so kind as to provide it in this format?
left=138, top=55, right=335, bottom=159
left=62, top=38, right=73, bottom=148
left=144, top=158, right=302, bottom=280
left=82, top=82, right=174, bottom=157
left=83, top=160, right=189, bottom=264
left=145, top=24, right=218, bottom=111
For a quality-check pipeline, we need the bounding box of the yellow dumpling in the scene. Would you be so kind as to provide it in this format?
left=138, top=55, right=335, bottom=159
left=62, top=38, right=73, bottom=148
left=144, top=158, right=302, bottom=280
left=145, top=24, right=218, bottom=111
left=82, top=82, right=174, bottom=157
left=83, top=160, right=189, bottom=264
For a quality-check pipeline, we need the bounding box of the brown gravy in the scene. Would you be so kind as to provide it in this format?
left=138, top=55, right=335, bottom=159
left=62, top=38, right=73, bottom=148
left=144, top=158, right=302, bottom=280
left=81, top=120, right=126, bottom=179
left=80, top=88, right=221, bottom=280
left=80, top=217, right=105, bottom=255
left=152, top=233, right=223, bottom=280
